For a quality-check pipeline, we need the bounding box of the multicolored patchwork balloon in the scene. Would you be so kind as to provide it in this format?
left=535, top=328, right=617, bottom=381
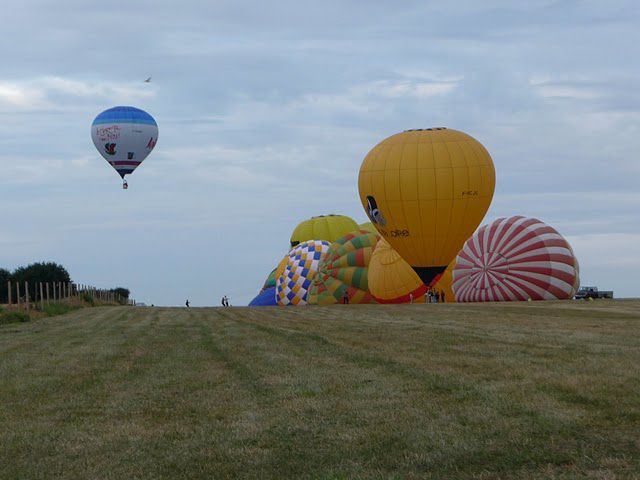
left=308, top=230, right=380, bottom=305
left=260, top=256, right=288, bottom=292
left=452, top=216, right=580, bottom=302
left=277, top=240, right=331, bottom=305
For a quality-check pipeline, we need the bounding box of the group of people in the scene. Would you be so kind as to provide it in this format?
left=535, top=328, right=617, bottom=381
left=406, top=289, right=446, bottom=303
left=425, top=289, right=445, bottom=303
left=184, top=296, right=231, bottom=308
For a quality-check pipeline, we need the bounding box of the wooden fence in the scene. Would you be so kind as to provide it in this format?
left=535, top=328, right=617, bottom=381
left=5, top=281, right=134, bottom=311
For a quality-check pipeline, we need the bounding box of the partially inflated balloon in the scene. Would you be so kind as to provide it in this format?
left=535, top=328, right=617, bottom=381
left=91, top=106, right=158, bottom=182
left=290, top=215, right=358, bottom=247
left=249, top=287, right=278, bottom=306
left=452, top=216, right=580, bottom=301
left=308, top=230, right=380, bottom=305
left=358, top=128, right=495, bottom=286
left=357, top=222, right=377, bottom=234
left=261, top=256, right=288, bottom=292
left=367, top=239, right=426, bottom=303
left=277, top=240, right=331, bottom=305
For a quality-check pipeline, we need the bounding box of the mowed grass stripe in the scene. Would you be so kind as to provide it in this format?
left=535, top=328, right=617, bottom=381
left=0, top=303, right=638, bottom=479
left=202, top=305, right=640, bottom=476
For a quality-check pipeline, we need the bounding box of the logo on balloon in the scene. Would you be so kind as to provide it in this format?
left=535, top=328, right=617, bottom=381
left=127, top=152, right=135, bottom=160
left=146, top=137, right=156, bottom=149
left=104, top=143, right=117, bottom=155
left=366, top=196, right=386, bottom=226
left=96, top=125, right=120, bottom=141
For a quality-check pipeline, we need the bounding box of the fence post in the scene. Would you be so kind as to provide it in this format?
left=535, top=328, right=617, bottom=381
left=24, top=281, right=29, bottom=312
left=16, top=282, right=21, bottom=307
left=7, top=281, right=11, bottom=307
left=46, top=283, right=50, bottom=304
left=40, top=282, right=44, bottom=310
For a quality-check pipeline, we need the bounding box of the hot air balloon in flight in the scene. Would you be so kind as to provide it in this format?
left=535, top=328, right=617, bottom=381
left=91, top=106, right=158, bottom=189
left=358, top=128, right=495, bottom=287
left=452, top=216, right=580, bottom=302
left=290, top=215, right=358, bottom=247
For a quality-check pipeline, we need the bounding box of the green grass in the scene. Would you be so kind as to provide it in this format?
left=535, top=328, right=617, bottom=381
left=0, top=301, right=639, bottom=479
left=0, top=310, right=30, bottom=324
left=42, top=302, right=81, bottom=317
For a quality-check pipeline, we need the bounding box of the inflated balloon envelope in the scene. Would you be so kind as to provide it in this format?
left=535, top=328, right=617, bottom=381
left=91, top=106, right=158, bottom=188
left=290, top=215, right=358, bottom=247
left=358, top=128, right=495, bottom=286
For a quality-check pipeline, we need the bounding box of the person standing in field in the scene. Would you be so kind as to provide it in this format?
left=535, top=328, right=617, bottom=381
left=440, top=290, right=445, bottom=303
left=185, top=299, right=190, bottom=308
left=221, top=296, right=226, bottom=307
left=342, top=291, right=349, bottom=304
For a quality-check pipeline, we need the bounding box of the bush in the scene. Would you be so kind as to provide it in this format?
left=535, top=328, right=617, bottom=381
left=82, top=293, right=95, bottom=306
left=0, top=269, right=10, bottom=303
left=0, top=311, right=31, bottom=324
left=111, top=287, right=130, bottom=301
left=43, top=303, right=79, bottom=317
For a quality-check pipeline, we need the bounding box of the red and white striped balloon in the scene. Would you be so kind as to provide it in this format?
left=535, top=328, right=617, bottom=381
left=452, top=216, right=579, bottom=302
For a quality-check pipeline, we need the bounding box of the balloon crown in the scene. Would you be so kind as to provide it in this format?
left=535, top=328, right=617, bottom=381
left=404, top=127, right=447, bottom=132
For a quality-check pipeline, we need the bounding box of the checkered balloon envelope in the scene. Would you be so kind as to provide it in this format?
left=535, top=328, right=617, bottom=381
left=276, top=240, right=331, bottom=306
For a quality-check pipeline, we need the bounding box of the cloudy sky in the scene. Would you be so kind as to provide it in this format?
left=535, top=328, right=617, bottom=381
left=1, top=0, right=638, bottom=305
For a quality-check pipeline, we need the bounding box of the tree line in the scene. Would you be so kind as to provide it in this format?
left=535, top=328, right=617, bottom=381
left=0, top=262, right=129, bottom=304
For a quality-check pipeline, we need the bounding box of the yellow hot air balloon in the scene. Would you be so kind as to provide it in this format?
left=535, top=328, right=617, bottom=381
left=367, top=239, right=427, bottom=303
left=358, top=128, right=495, bottom=286
left=290, top=215, right=358, bottom=247
left=357, top=222, right=377, bottom=234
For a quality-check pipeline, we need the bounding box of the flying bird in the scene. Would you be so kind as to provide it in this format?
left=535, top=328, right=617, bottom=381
left=144, top=76, right=152, bottom=83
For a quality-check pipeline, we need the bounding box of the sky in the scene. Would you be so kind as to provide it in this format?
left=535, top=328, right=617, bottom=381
left=1, top=0, right=639, bottom=305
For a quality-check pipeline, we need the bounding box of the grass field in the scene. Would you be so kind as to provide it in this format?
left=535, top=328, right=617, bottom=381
left=1, top=301, right=639, bottom=479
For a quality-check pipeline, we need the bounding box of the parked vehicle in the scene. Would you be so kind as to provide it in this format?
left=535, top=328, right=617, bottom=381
left=575, top=286, right=614, bottom=300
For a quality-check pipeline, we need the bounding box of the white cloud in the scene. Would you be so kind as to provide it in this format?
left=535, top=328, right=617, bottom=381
left=534, top=84, right=602, bottom=100
left=1, top=0, right=639, bottom=304
left=567, top=233, right=640, bottom=268
left=354, top=79, right=460, bottom=99
left=0, top=76, right=155, bottom=112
